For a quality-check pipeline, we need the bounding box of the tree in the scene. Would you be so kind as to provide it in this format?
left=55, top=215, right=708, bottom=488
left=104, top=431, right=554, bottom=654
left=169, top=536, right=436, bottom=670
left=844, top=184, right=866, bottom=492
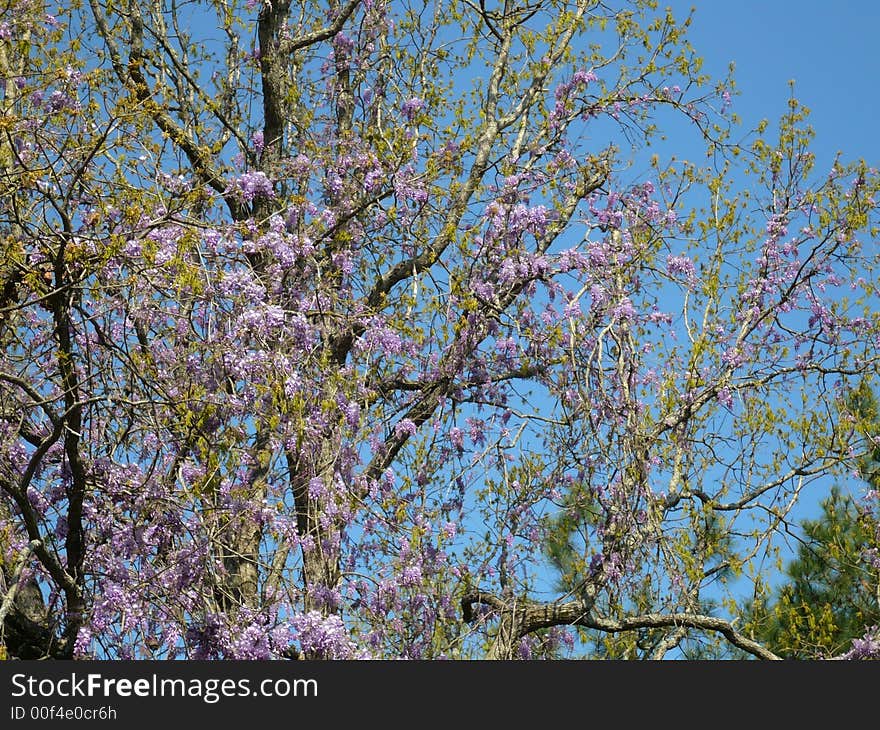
left=741, top=487, right=880, bottom=659
left=740, top=384, right=880, bottom=659
left=1, top=0, right=878, bottom=660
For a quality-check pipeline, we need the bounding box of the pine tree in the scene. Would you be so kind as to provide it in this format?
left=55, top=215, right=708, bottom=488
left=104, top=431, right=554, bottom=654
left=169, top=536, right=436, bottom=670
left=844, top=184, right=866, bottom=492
left=742, top=383, right=880, bottom=658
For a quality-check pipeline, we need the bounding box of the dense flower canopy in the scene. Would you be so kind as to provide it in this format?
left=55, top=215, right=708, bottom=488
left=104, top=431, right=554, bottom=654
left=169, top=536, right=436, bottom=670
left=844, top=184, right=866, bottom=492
left=0, top=0, right=878, bottom=660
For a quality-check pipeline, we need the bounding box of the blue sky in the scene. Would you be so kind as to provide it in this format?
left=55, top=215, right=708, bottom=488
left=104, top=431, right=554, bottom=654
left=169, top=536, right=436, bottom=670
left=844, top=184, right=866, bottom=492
left=666, top=1, right=879, bottom=172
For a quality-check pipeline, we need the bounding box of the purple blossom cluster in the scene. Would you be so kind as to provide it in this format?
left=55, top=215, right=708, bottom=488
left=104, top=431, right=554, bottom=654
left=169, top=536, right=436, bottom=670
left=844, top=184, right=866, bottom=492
left=666, top=254, right=698, bottom=288
left=401, top=97, right=424, bottom=121
left=219, top=269, right=267, bottom=301
left=291, top=612, right=358, bottom=659
left=227, top=171, right=275, bottom=202
left=393, top=167, right=428, bottom=205
left=355, top=317, right=417, bottom=358
left=549, top=68, right=599, bottom=126
left=840, top=627, right=880, bottom=660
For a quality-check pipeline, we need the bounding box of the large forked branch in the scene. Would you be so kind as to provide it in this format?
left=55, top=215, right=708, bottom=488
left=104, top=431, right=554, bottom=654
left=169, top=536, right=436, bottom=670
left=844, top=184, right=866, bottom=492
left=330, top=0, right=596, bottom=365
left=461, top=591, right=782, bottom=660
left=365, top=0, right=593, bottom=308
left=361, top=154, right=609, bottom=483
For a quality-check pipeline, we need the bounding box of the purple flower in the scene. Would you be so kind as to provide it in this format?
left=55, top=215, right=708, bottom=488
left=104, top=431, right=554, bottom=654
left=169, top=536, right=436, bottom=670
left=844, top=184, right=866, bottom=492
left=341, top=400, right=360, bottom=428
left=666, top=254, right=697, bottom=287
left=495, top=337, right=518, bottom=357
left=230, top=171, right=275, bottom=202
left=307, top=477, right=325, bottom=499
left=472, top=280, right=496, bottom=300
left=466, top=417, right=486, bottom=446
left=841, top=627, right=880, bottom=660
left=333, top=32, right=354, bottom=55
left=571, top=69, right=598, bottom=86
left=611, top=297, right=636, bottom=322
left=383, top=468, right=396, bottom=489
left=394, top=419, right=418, bottom=439
left=765, top=215, right=788, bottom=240
left=26, top=487, right=50, bottom=516
left=394, top=171, right=428, bottom=203
left=400, top=565, right=422, bottom=586
left=234, top=303, right=285, bottom=336
left=73, top=626, right=93, bottom=658
left=284, top=373, right=301, bottom=397
left=721, top=347, right=745, bottom=369
left=363, top=167, right=384, bottom=192
left=401, top=97, right=424, bottom=121
left=449, top=427, right=464, bottom=451
left=563, top=301, right=582, bottom=318
left=358, top=319, right=407, bottom=356
left=291, top=611, right=356, bottom=659
left=219, top=269, right=266, bottom=301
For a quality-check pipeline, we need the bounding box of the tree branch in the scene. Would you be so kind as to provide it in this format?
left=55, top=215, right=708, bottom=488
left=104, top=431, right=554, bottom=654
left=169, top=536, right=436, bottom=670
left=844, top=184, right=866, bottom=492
left=0, top=540, right=40, bottom=627
left=461, top=591, right=782, bottom=660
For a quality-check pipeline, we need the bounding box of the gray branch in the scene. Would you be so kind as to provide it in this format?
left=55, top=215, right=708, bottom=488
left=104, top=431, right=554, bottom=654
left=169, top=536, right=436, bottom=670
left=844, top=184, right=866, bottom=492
left=462, top=591, right=782, bottom=660
left=0, top=540, right=41, bottom=627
